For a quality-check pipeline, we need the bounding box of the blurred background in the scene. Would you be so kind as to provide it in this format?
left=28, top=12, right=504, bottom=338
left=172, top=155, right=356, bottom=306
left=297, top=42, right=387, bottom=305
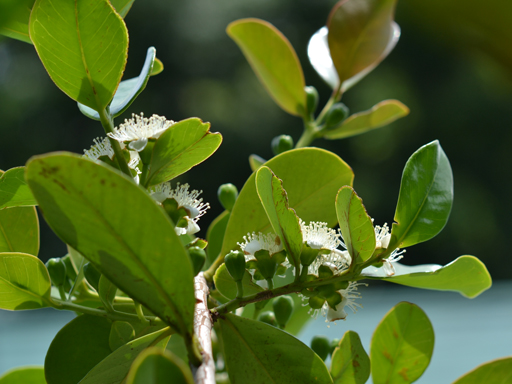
left=0, top=0, right=511, bottom=381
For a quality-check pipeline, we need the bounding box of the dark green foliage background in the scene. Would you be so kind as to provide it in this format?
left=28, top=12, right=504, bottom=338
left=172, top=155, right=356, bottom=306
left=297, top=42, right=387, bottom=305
left=0, top=0, right=510, bottom=278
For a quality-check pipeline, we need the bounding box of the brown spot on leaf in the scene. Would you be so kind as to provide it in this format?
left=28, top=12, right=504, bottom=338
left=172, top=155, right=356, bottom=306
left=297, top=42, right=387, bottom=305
left=398, top=367, right=409, bottom=381
left=352, top=360, right=360, bottom=368
left=393, top=329, right=399, bottom=339
left=382, top=350, right=393, bottom=364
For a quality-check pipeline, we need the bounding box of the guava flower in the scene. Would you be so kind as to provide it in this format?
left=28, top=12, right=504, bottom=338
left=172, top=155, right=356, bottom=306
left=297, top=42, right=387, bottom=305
left=107, top=113, right=175, bottom=152
left=238, top=232, right=283, bottom=262
left=373, top=221, right=405, bottom=276
left=149, top=182, right=209, bottom=236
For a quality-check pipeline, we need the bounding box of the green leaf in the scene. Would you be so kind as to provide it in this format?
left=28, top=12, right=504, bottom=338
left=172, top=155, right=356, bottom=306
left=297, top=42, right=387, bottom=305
left=0, top=252, right=51, bottom=310
left=45, top=315, right=112, bottom=384
left=98, top=274, right=116, bottom=312
left=25, top=153, right=195, bottom=336
left=151, top=58, right=164, bottom=76
left=206, top=210, right=230, bottom=265
left=0, top=366, right=45, bottom=384
left=126, top=348, right=194, bottom=384
left=29, top=0, right=128, bottom=111
left=371, top=302, right=434, bottom=384
left=256, top=166, right=303, bottom=267
left=220, top=313, right=333, bottom=384
left=78, top=47, right=159, bottom=120
left=214, top=264, right=263, bottom=301
left=0, top=167, right=37, bottom=209
left=330, top=331, right=370, bottom=384
left=0, top=206, right=39, bottom=256
left=220, top=148, right=354, bottom=260
left=327, top=0, right=399, bottom=89
left=363, top=256, right=492, bottom=298
left=227, top=18, right=307, bottom=117
left=146, top=118, right=222, bottom=187
left=79, top=328, right=171, bottom=384
left=249, top=154, right=266, bottom=172
left=324, top=100, right=409, bottom=140
left=452, top=357, right=512, bottom=384
left=109, top=0, right=135, bottom=17
left=335, top=186, right=375, bottom=263
left=390, top=140, right=453, bottom=249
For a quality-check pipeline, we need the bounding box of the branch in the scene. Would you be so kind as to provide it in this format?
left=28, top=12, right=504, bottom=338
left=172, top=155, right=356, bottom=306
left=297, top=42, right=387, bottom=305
left=193, top=273, right=216, bottom=384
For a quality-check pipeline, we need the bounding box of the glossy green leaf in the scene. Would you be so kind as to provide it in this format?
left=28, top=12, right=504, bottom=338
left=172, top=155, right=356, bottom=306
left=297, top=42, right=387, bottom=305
left=29, top=0, right=128, bottom=111
left=220, top=148, right=354, bottom=260
left=324, top=100, right=409, bottom=140
left=390, top=140, right=453, bottom=249
left=0, top=206, right=39, bottom=256
left=146, top=118, right=222, bottom=187
left=80, top=328, right=171, bottom=384
left=214, top=263, right=263, bottom=300
left=363, top=256, right=492, bottom=298
left=206, top=210, right=230, bottom=264
left=45, top=315, right=112, bottom=384
left=227, top=18, right=307, bottom=117
left=330, top=331, right=370, bottom=384
left=220, top=313, right=332, bottom=384
left=249, top=154, right=266, bottom=172
left=256, top=166, right=303, bottom=267
left=0, top=252, right=51, bottom=310
left=452, top=357, right=512, bottom=384
left=336, top=186, right=375, bottom=263
left=327, top=0, right=399, bottom=88
left=0, top=366, right=45, bottom=384
left=78, top=47, right=159, bottom=120
left=0, top=167, right=36, bottom=209
left=25, top=153, right=195, bottom=335
left=371, top=302, right=434, bottom=384
left=126, top=348, right=194, bottom=384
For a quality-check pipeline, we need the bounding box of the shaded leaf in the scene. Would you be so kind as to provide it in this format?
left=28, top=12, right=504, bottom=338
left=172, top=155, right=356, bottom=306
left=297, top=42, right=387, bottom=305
left=220, top=313, right=332, bottom=384
left=330, top=331, right=370, bottom=384
left=371, top=302, right=434, bottom=384
left=214, top=264, right=263, bottom=301
left=452, top=357, right=512, bottom=384
left=227, top=18, right=307, bottom=117
left=206, top=210, right=230, bottom=265
left=0, top=206, right=39, bottom=256
left=0, top=167, right=36, bottom=209
left=324, top=100, right=409, bottom=140
left=0, top=366, right=45, bottom=384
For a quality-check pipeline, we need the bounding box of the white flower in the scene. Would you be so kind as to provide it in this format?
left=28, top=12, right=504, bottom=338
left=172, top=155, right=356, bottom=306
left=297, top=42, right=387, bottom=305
left=107, top=113, right=175, bottom=151
left=238, top=232, right=283, bottom=262
left=372, top=221, right=405, bottom=276
left=84, top=137, right=115, bottom=161
left=149, top=182, right=209, bottom=236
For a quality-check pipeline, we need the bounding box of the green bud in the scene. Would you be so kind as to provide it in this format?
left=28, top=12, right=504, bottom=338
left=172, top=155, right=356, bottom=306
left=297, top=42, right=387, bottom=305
left=300, top=288, right=318, bottom=298
left=83, top=262, right=101, bottom=291
left=217, top=183, right=238, bottom=211
left=257, top=311, right=277, bottom=327
left=333, top=280, right=349, bottom=291
left=187, top=238, right=208, bottom=249
left=188, top=246, right=206, bottom=276
left=224, top=250, right=246, bottom=282
left=62, top=254, right=77, bottom=281
left=109, top=321, right=135, bottom=351
left=318, top=264, right=335, bottom=279
left=271, top=135, right=294, bottom=156
left=300, top=245, right=319, bottom=267
left=323, top=103, right=349, bottom=130
left=330, top=338, right=340, bottom=356
left=316, top=283, right=337, bottom=298
left=305, top=86, right=319, bottom=117
left=254, top=249, right=277, bottom=280
left=325, top=291, right=342, bottom=309
left=272, top=296, right=294, bottom=328
left=308, top=295, right=325, bottom=310
left=311, top=335, right=331, bottom=361
left=45, top=258, right=67, bottom=287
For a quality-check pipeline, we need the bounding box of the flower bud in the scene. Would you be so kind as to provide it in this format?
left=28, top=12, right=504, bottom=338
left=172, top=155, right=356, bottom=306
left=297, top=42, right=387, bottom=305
left=224, top=250, right=246, bottom=282
left=308, top=295, right=325, bottom=310
left=254, top=249, right=277, bottom=280
left=83, top=262, right=101, bottom=291
left=323, top=103, right=349, bottom=130
left=217, top=183, right=238, bottom=211
left=257, top=311, right=277, bottom=327
left=311, top=335, right=330, bottom=361
left=188, top=246, right=206, bottom=276
left=272, top=296, right=294, bottom=328
left=45, top=258, right=67, bottom=287
left=271, top=135, right=294, bottom=156
left=300, top=245, right=319, bottom=267
left=62, top=255, right=77, bottom=281
left=305, top=86, right=319, bottom=117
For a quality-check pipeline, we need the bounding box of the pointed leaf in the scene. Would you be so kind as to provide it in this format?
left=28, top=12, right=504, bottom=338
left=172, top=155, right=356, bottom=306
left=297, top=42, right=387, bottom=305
left=227, top=18, right=307, bottom=117
left=371, top=302, right=434, bottom=384
left=78, top=47, right=159, bottom=120
left=330, top=331, right=370, bottom=384
left=0, top=366, right=45, bottom=384
left=0, top=167, right=37, bottom=209
left=362, top=256, right=492, bottom=298
left=146, top=118, right=222, bottom=186
left=256, top=166, right=303, bottom=266
left=452, top=357, right=512, bottom=384
left=0, top=206, right=39, bottom=256
left=214, top=264, right=264, bottom=301
left=220, top=148, right=353, bottom=261
left=324, top=100, right=409, bottom=140
left=327, top=0, right=399, bottom=89
left=220, top=313, right=333, bottom=384
left=25, top=153, right=195, bottom=335
left=29, top=0, right=128, bottom=111
left=0, top=252, right=51, bottom=310
left=335, top=186, right=375, bottom=263
left=390, top=140, right=453, bottom=249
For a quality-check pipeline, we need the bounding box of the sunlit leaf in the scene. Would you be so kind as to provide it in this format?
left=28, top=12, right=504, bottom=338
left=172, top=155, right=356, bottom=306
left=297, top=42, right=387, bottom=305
left=330, top=331, right=370, bottom=384
left=371, top=302, right=434, bottom=384
left=452, top=357, right=512, bottom=384
left=324, top=100, right=409, bottom=140
left=0, top=206, right=39, bottom=256
left=0, top=366, right=45, bottom=384
left=0, top=167, right=36, bottom=209
left=227, top=18, right=307, bottom=117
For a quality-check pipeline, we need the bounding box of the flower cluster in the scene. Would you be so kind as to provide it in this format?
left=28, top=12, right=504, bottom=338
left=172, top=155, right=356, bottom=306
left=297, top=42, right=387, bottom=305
left=373, top=221, right=405, bottom=276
